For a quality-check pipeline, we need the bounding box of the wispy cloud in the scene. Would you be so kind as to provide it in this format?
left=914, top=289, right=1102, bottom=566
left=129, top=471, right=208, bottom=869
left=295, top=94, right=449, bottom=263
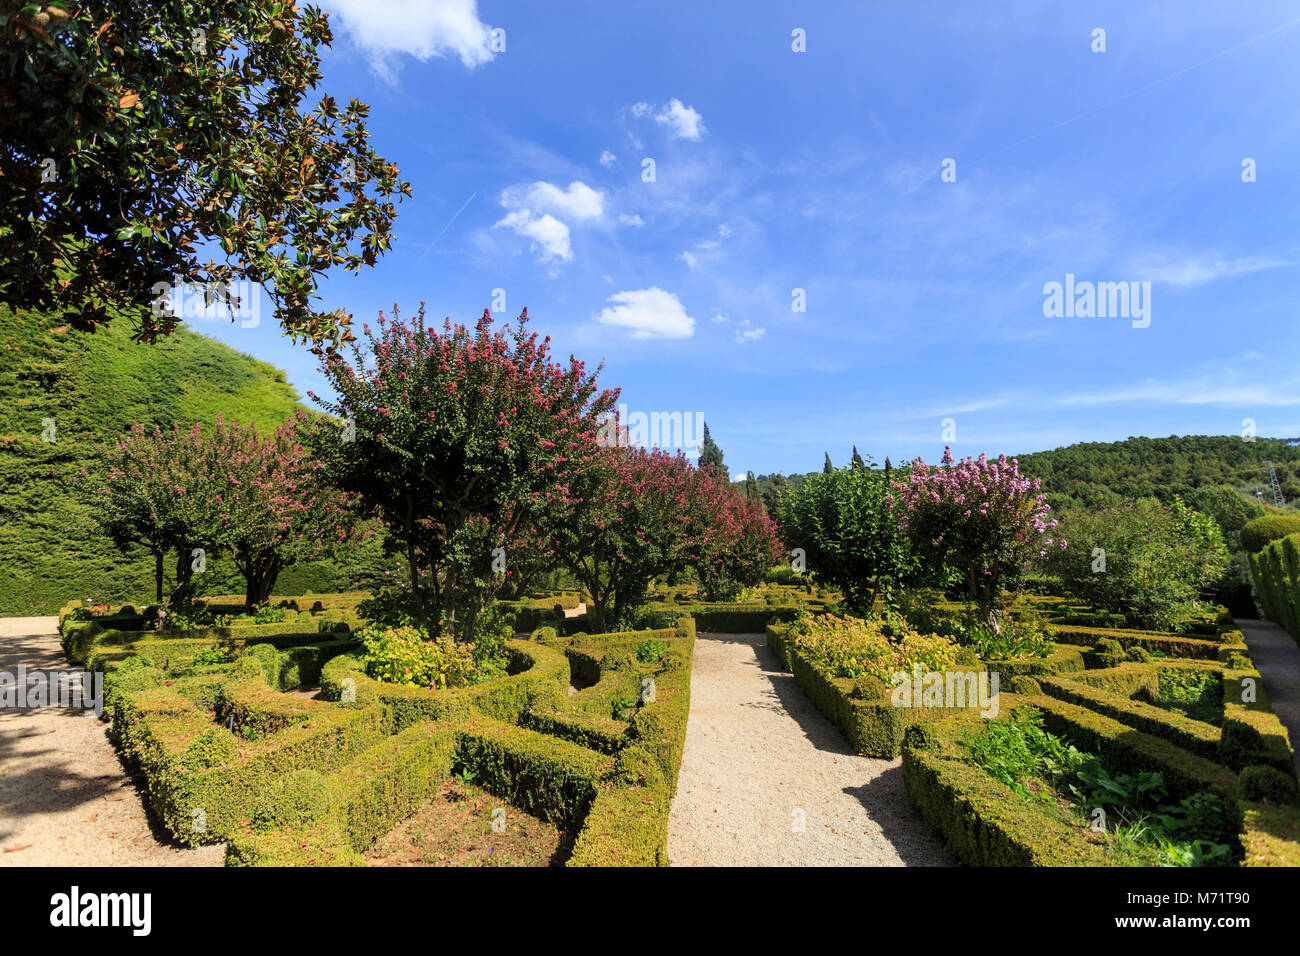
left=1132, top=254, right=1286, bottom=287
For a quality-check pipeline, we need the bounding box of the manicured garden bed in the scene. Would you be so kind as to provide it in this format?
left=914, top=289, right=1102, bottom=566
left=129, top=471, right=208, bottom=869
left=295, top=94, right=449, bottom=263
left=61, top=598, right=698, bottom=867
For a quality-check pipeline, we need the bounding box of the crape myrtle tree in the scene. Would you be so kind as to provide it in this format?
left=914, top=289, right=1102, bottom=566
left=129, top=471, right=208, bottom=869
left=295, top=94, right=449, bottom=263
left=98, top=416, right=359, bottom=608
left=99, top=422, right=218, bottom=605
left=308, top=305, right=617, bottom=640
left=890, top=446, right=1061, bottom=633
left=0, top=1, right=409, bottom=348
left=211, top=414, right=360, bottom=609
left=690, top=469, right=784, bottom=601
left=781, top=463, right=918, bottom=613
left=549, top=446, right=699, bottom=632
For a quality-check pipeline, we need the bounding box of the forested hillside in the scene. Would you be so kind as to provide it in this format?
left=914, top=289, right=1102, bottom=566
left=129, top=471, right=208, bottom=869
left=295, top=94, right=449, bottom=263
left=1016, top=435, right=1300, bottom=508
left=0, top=308, right=378, bottom=614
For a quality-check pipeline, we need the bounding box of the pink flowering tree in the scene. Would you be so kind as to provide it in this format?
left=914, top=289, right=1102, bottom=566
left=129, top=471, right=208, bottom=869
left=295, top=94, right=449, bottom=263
left=100, top=417, right=360, bottom=609
left=100, top=422, right=219, bottom=605
left=549, top=446, right=699, bottom=632
left=308, top=304, right=617, bottom=639
left=207, top=415, right=361, bottom=609
left=688, top=468, right=784, bottom=601
left=890, top=446, right=1063, bottom=632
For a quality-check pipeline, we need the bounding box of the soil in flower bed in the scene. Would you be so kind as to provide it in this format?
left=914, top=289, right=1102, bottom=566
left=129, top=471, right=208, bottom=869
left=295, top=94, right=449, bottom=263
left=364, top=780, right=574, bottom=867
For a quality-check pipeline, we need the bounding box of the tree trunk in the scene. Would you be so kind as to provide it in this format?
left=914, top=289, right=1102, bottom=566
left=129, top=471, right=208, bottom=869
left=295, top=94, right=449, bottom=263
left=154, top=549, right=164, bottom=604
left=170, top=547, right=194, bottom=607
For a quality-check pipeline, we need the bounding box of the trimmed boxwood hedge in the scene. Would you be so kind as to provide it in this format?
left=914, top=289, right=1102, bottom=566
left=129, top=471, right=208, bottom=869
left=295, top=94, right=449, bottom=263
left=1249, top=532, right=1300, bottom=639
left=766, top=623, right=991, bottom=758
left=901, top=720, right=1113, bottom=866
left=84, top=592, right=699, bottom=867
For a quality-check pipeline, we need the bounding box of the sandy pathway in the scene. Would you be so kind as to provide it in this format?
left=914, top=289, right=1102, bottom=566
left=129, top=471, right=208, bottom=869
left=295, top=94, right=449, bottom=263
left=0, top=616, right=223, bottom=866
left=1237, top=618, right=1300, bottom=778
left=666, top=632, right=951, bottom=866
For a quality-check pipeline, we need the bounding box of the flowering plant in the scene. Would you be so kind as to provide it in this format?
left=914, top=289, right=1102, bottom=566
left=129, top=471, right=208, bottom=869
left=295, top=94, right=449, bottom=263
left=891, top=447, right=1062, bottom=633
left=788, top=613, right=960, bottom=683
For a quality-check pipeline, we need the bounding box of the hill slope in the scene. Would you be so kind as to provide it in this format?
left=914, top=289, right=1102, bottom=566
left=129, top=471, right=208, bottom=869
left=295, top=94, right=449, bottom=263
left=1015, top=434, right=1300, bottom=510
left=0, top=308, right=307, bottom=613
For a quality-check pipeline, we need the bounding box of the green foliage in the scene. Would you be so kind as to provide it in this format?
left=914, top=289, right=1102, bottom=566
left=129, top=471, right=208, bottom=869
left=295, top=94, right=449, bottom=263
left=960, top=706, right=1085, bottom=799
left=191, top=645, right=236, bottom=666
left=0, top=1, right=410, bottom=346
left=1046, top=497, right=1229, bottom=631
left=1249, top=532, right=1300, bottom=638
left=252, top=604, right=286, bottom=624
left=359, top=625, right=477, bottom=689
left=780, top=465, right=918, bottom=612
left=787, top=612, right=960, bottom=683
left=1152, top=668, right=1223, bottom=726
left=1241, top=514, right=1300, bottom=554
left=634, top=638, right=668, bottom=664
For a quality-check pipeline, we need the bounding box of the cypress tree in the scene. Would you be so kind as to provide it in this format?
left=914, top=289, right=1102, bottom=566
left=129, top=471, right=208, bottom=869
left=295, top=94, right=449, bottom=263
left=823, top=452, right=833, bottom=474
left=851, top=445, right=866, bottom=470
left=699, top=422, right=728, bottom=480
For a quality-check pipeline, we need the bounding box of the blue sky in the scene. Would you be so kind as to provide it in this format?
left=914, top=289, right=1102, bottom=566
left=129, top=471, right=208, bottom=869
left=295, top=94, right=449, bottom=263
left=196, top=0, right=1300, bottom=477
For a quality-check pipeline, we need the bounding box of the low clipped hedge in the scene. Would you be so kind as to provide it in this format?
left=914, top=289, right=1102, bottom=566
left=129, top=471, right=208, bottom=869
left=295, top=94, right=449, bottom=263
left=226, top=619, right=696, bottom=867
left=1037, top=668, right=1223, bottom=763
left=766, top=623, right=990, bottom=758
left=1220, top=666, right=1298, bottom=778
left=901, top=721, right=1113, bottom=866
left=226, top=720, right=460, bottom=866
left=983, top=645, right=1085, bottom=679
left=1018, top=691, right=1241, bottom=806
left=1051, top=625, right=1223, bottom=660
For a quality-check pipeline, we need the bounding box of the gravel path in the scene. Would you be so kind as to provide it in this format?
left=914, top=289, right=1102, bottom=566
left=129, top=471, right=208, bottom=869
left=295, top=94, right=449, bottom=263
left=0, top=616, right=223, bottom=866
left=1237, top=617, right=1300, bottom=778
left=666, top=632, right=952, bottom=866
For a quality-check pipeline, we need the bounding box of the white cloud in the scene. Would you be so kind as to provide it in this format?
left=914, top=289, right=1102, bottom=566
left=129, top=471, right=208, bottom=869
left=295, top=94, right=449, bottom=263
left=655, top=99, right=705, bottom=140
left=630, top=102, right=652, bottom=118
left=617, top=213, right=645, bottom=227
left=495, top=180, right=606, bottom=262
left=494, top=209, right=572, bottom=262
left=734, top=325, right=766, bottom=344
left=502, top=181, right=605, bottom=221
left=328, top=0, right=497, bottom=75
left=595, top=287, right=697, bottom=339
left=599, top=150, right=618, bottom=168
left=1135, top=255, right=1285, bottom=288
left=679, top=251, right=698, bottom=270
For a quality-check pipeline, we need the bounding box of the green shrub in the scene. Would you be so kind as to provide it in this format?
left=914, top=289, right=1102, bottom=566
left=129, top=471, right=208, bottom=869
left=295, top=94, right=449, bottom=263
left=1046, top=498, right=1229, bottom=631
left=251, top=770, right=331, bottom=831
left=1240, top=765, right=1299, bottom=805
left=358, top=624, right=480, bottom=689
left=1240, top=514, right=1300, bottom=554
left=634, top=638, right=668, bottom=664
left=787, top=613, right=960, bottom=683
